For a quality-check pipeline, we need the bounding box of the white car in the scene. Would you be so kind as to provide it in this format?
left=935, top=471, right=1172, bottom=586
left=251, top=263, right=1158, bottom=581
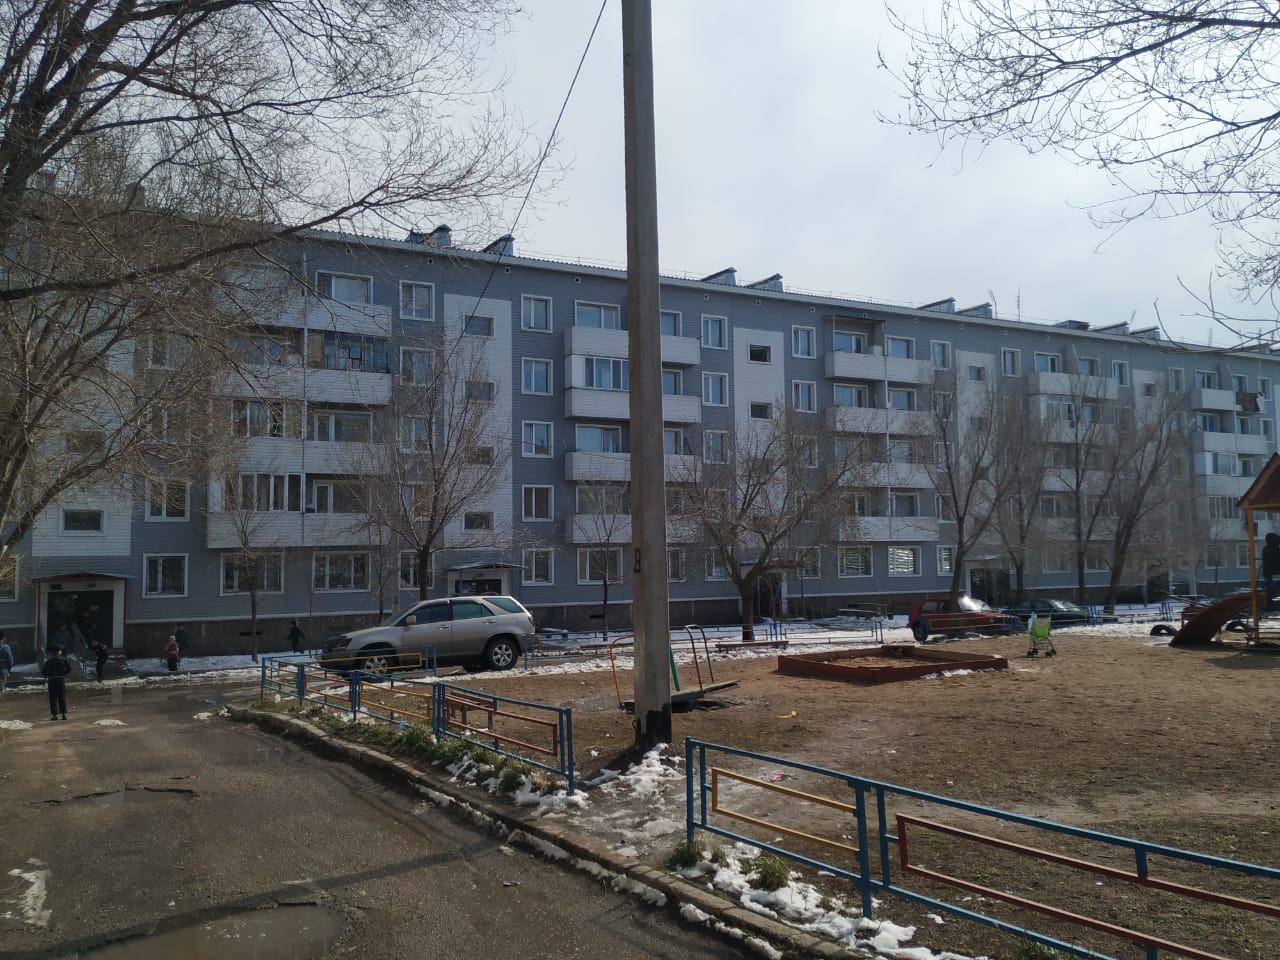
left=321, top=596, right=536, bottom=673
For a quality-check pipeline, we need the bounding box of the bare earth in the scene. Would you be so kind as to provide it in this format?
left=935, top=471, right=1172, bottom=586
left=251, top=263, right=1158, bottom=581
left=454, top=630, right=1280, bottom=959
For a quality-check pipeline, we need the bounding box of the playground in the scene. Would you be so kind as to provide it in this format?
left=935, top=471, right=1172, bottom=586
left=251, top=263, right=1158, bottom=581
left=454, top=625, right=1280, bottom=957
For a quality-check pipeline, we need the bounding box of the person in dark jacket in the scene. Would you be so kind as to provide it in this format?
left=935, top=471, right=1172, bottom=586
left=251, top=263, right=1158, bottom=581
left=91, top=639, right=109, bottom=682
left=1263, top=532, right=1280, bottom=611
left=286, top=619, right=306, bottom=654
left=0, top=630, right=14, bottom=696
left=42, top=645, right=71, bottom=720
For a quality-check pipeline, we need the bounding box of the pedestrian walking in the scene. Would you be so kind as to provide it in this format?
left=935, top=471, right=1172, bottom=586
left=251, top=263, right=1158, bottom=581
left=92, top=639, right=109, bottom=682
left=286, top=619, right=306, bottom=655
left=41, top=645, right=71, bottom=720
left=0, top=630, right=13, bottom=696
left=1264, top=532, right=1280, bottom=611
left=174, top=623, right=189, bottom=653
left=165, top=635, right=181, bottom=672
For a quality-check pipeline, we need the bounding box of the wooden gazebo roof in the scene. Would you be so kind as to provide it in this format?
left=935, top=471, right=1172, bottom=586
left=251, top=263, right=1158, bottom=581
left=1237, top=452, right=1280, bottom=511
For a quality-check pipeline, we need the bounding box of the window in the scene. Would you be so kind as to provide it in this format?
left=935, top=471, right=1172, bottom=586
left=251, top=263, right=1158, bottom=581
left=887, top=546, right=921, bottom=576
left=663, top=429, right=687, bottom=456
left=935, top=493, right=954, bottom=521
left=400, top=348, right=432, bottom=385
left=522, top=358, right=552, bottom=395
left=1112, top=360, right=1130, bottom=385
left=888, top=388, right=916, bottom=411
left=1238, top=415, right=1252, bottom=435
left=465, top=380, right=495, bottom=403
left=1077, top=357, right=1099, bottom=376
left=465, top=445, right=494, bottom=465
left=1238, top=543, right=1252, bottom=568
left=522, top=485, right=553, bottom=521
left=0, top=558, right=16, bottom=601
left=575, top=302, right=621, bottom=329
left=660, top=310, right=680, bottom=336
left=1265, top=419, right=1274, bottom=440
left=577, top=548, right=622, bottom=584
left=886, top=336, right=914, bottom=359
left=834, top=383, right=870, bottom=407
left=577, top=484, right=629, bottom=514
left=749, top=402, right=772, bottom=420
left=233, top=398, right=299, bottom=439
left=144, top=554, right=187, bottom=597
left=522, top=421, right=552, bottom=458
left=891, top=492, right=919, bottom=517
left=837, top=546, right=872, bottom=578
left=1040, top=494, right=1069, bottom=518
left=399, top=551, right=433, bottom=591
left=702, top=372, right=728, bottom=406
left=461, top=314, right=493, bottom=337
left=1260, top=377, right=1272, bottom=398
left=221, top=552, right=284, bottom=595
left=748, top=344, right=771, bottom=363
left=313, top=552, right=369, bottom=591
left=311, top=409, right=372, bottom=443
left=701, top=315, right=727, bottom=348
left=967, top=365, right=986, bottom=382
left=521, top=295, right=551, bottom=332
left=706, top=555, right=729, bottom=580
left=793, top=380, right=816, bottom=412
left=321, top=332, right=390, bottom=373
left=145, top=481, right=189, bottom=521
left=576, top=424, right=622, bottom=453
left=400, top=416, right=432, bottom=451
left=1233, top=374, right=1248, bottom=393
left=1207, top=496, right=1239, bottom=521
left=1042, top=547, right=1071, bottom=573
left=930, top=341, right=951, bottom=370
left=1001, top=348, right=1021, bottom=376
left=886, top=439, right=914, bottom=464
left=523, top=549, right=553, bottom=586
left=463, top=512, right=493, bottom=531
left=63, top=509, right=104, bottom=532
left=235, top=473, right=302, bottom=512
left=792, top=326, right=815, bottom=358
left=309, top=480, right=366, bottom=514
left=661, top=368, right=683, bottom=396
left=801, top=442, right=818, bottom=468
left=399, top=281, right=433, bottom=320
left=703, top=430, right=728, bottom=463
left=1195, top=370, right=1218, bottom=389
left=1212, top=452, right=1239, bottom=476
left=1034, top=352, right=1061, bottom=373
left=937, top=545, right=955, bottom=575
left=1194, top=412, right=1221, bottom=432
left=833, top=328, right=867, bottom=354
left=847, top=492, right=870, bottom=517
left=147, top=332, right=175, bottom=369
left=316, top=271, right=371, bottom=304
left=795, top=547, right=820, bottom=579
left=667, top=548, right=686, bottom=582
left=1169, top=368, right=1185, bottom=392
left=584, top=357, right=629, bottom=391
left=1203, top=544, right=1228, bottom=569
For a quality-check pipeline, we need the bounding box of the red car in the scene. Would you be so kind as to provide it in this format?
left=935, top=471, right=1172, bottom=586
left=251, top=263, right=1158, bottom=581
left=907, top=597, right=1020, bottom=643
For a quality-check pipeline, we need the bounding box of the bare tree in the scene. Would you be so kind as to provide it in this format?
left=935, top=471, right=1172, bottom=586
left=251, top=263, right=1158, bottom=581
left=0, top=0, right=533, bottom=563
left=567, top=482, right=632, bottom=637
left=887, top=2, right=1280, bottom=296
left=989, top=382, right=1051, bottom=601
left=673, top=402, right=877, bottom=642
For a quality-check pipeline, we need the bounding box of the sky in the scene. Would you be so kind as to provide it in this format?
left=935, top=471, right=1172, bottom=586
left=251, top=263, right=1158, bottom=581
left=479, top=1, right=1271, bottom=349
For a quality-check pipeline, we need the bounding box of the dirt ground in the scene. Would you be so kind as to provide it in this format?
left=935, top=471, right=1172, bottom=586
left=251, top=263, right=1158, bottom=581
left=454, top=630, right=1280, bottom=959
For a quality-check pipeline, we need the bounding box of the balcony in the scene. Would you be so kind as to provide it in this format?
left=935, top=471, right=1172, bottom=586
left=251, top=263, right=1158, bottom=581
left=825, top=351, right=931, bottom=384
left=1028, top=371, right=1119, bottom=400
left=662, top=394, right=702, bottom=424
left=564, top=514, right=631, bottom=544
left=206, top=511, right=373, bottom=549
left=228, top=365, right=391, bottom=405
left=231, top=439, right=383, bottom=473
left=276, top=297, right=393, bottom=338
left=565, top=451, right=629, bottom=482
left=1192, top=430, right=1273, bottom=457
left=828, top=406, right=933, bottom=435
left=840, top=516, right=940, bottom=542
left=1191, top=387, right=1240, bottom=412
left=565, top=326, right=628, bottom=359
left=661, top=334, right=701, bottom=366
left=565, top=388, right=629, bottom=420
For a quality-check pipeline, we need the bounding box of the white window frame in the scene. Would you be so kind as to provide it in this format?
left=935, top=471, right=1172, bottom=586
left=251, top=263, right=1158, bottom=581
left=575, top=423, right=622, bottom=454
left=521, top=294, right=552, bottom=332
left=145, top=480, right=190, bottom=522
left=1001, top=348, right=1021, bottom=377
left=220, top=552, right=285, bottom=596
left=937, top=545, right=955, bottom=576
left=887, top=545, right=921, bottom=577
left=703, top=430, right=728, bottom=463
left=399, top=281, right=434, bottom=321
left=795, top=547, right=820, bottom=580
left=663, top=428, right=686, bottom=456
left=1033, top=352, right=1061, bottom=373
left=701, top=314, right=728, bottom=349
left=522, top=485, right=553, bottom=522
left=889, top=387, right=916, bottom=411
left=463, top=314, right=494, bottom=338
left=1169, top=367, right=1185, bottom=392
left=465, top=380, right=496, bottom=403
left=792, top=326, right=815, bottom=359
left=706, top=555, right=729, bottom=581
left=1260, top=376, right=1272, bottom=398
left=143, top=553, right=188, bottom=598
left=702, top=372, right=728, bottom=406
left=1112, top=360, right=1130, bottom=385
left=1238, top=542, right=1252, bottom=568
left=930, top=341, right=951, bottom=370
left=837, top=546, right=872, bottom=578
left=400, top=347, right=433, bottom=386
left=834, top=383, right=870, bottom=408
left=62, top=508, right=105, bottom=536
left=577, top=547, right=623, bottom=585
left=574, top=301, right=621, bottom=329
left=833, top=329, right=867, bottom=354
left=661, top=368, right=683, bottom=396
left=522, top=421, right=553, bottom=458
left=1195, top=370, right=1217, bottom=389
left=313, top=551, right=370, bottom=592
left=399, top=550, right=433, bottom=592
left=748, top=343, right=772, bottom=364
left=885, top=336, right=914, bottom=360
left=667, top=548, right=687, bottom=583
left=1042, top=547, right=1071, bottom=574
left=967, top=365, right=986, bottom=382
left=399, top=416, right=432, bottom=452
left=522, top=548, right=554, bottom=586
left=792, top=380, right=817, bottom=413
left=315, top=270, right=372, bottom=305
left=660, top=310, right=681, bottom=336
left=521, top=357, right=553, bottom=395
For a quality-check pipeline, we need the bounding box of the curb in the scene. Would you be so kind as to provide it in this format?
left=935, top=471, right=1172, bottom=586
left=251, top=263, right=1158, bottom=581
left=227, top=703, right=870, bottom=960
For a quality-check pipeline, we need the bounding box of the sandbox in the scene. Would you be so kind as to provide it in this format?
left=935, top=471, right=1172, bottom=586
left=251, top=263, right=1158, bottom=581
left=777, top=644, right=1008, bottom=684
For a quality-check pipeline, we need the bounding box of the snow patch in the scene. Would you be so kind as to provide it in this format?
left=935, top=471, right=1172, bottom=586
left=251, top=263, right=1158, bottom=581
left=93, top=719, right=126, bottom=727
left=4, top=861, right=51, bottom=927
left=0, top=719, right=32, bottom=731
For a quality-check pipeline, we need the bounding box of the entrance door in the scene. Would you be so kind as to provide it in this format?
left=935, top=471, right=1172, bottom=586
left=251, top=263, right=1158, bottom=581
left=460, top=576, right=503, bottom=595
left=46, top=589, right=114, bottom=655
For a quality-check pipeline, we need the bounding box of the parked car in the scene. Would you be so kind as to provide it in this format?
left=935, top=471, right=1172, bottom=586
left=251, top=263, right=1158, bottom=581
left=907, top=597, right=1020, bottom=642
left=1002, top=599, right=1090, bottom=627
left=320, top=595, right=536, bottom=673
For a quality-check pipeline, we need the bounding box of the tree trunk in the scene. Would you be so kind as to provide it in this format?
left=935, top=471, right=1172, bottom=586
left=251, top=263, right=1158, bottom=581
left=1075, top=549, right=1088, bottom=604
left=600, top=577, right=610, bottom=640
left=739, top=580, right=756, bottom=642
left=418, top=545, right=431, bottom=602
left=249, top=585, right=259, bottom=665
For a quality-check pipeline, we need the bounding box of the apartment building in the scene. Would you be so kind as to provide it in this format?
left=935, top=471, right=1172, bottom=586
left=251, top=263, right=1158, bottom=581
left=5, top=226, right=1278, bottom=654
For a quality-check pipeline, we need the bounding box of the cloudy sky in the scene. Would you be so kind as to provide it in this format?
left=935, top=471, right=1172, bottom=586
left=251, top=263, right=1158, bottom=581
left=482, top=1, right=1268, bottom=348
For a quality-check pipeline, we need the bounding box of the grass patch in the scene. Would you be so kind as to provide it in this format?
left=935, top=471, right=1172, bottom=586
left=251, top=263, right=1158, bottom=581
left=663, top=840, right=704, bottom=870
left=1012, top=943, right=1064, bottom=960
left=750, top=855, right=791, bottom=891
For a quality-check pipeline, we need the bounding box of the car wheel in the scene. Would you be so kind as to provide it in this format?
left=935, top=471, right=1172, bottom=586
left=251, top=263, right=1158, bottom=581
left=358, top=647, right=395, bottom=678
left=911, top=622, right=929, bottom=644
left=482, top=637, right=519, bottom=671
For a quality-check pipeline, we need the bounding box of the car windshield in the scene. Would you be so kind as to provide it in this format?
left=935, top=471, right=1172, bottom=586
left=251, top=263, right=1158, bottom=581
left=957, top=597, right=994, bottom=612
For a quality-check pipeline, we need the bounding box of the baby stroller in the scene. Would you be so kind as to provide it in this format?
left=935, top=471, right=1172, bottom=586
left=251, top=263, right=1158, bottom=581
left=1026, top=614, right=1056, bottom=658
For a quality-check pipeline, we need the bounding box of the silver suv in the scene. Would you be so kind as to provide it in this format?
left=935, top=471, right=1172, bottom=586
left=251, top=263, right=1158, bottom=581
left=321, top=596, right=535, bottom=673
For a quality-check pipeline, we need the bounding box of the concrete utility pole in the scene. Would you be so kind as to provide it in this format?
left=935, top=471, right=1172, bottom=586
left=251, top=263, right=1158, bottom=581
left=622, top=0, right=672, bottom=748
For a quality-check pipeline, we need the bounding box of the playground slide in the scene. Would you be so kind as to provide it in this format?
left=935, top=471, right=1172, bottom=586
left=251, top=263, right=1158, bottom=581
left=1169, top=593, right=1260, bottom=647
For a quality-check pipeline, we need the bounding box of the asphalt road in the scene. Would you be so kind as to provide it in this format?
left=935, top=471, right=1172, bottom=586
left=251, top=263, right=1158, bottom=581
left=0, top=680, right=750, bottom=959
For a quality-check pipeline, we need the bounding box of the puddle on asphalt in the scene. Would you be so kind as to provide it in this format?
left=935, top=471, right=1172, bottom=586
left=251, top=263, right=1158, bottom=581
left=83, top=905, right=345, bottom=959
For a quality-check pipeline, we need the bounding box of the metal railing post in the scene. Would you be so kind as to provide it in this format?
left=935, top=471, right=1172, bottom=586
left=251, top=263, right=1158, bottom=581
left=685, top=737, right=696, bottom=844
left=853, top=782, right=873, bottom=918
left=295, top=662, right=305, bottom=704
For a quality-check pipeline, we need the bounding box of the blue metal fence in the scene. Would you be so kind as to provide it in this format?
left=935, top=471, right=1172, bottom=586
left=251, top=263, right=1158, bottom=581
left=685, top=738, right=1280, bottom=960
